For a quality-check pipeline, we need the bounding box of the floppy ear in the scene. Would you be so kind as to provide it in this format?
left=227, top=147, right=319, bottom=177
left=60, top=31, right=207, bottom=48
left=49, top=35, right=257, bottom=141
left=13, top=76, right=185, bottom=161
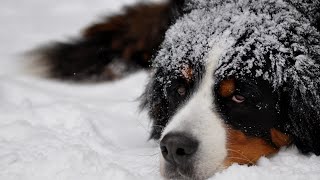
left=282, top=60, right=320, bottom=155
left=140, top=71, right=171, bottom=140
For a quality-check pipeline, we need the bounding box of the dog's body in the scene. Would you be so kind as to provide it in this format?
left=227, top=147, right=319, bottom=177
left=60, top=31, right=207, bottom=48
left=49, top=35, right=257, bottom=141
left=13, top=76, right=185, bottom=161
left=34, top=0, right=320, bottom=179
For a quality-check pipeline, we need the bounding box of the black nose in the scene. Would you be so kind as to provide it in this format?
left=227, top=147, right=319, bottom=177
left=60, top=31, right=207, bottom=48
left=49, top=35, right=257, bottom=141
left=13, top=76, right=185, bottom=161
left=160, top=133, right=199, bottom=165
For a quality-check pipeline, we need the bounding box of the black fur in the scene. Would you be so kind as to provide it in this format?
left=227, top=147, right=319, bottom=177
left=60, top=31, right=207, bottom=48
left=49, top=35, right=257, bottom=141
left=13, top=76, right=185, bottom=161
left=214, top=77, right=281, bottom=141
left=284, top=67, right=320, bottom=155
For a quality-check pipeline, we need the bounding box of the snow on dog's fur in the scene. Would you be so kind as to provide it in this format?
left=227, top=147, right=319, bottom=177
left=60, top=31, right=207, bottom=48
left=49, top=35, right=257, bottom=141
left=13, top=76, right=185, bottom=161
left=32, top=0, right=320, bottom=179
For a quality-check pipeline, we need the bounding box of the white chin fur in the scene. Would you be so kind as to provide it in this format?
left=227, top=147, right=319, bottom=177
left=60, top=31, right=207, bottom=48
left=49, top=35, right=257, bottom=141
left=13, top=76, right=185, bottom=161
left=160, top=47, right=228, bottom=179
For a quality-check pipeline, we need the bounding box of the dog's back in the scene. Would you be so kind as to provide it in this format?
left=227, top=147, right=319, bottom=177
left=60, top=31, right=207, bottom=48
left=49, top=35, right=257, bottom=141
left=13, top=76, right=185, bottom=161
left=31, top=0, right=185, bottom=81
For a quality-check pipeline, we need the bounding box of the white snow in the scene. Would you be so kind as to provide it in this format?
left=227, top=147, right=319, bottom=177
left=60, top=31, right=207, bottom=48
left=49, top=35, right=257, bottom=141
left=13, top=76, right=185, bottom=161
left=0, top=0, right=320, bottom=179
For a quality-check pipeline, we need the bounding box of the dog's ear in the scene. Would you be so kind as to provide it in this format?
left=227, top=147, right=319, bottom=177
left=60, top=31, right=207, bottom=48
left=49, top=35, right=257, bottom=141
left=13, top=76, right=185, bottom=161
left=169, top=0, right=188, bottom=23
left=281, top=61, right=320, bottom=155
left=140, top=71, right=171, bottom=140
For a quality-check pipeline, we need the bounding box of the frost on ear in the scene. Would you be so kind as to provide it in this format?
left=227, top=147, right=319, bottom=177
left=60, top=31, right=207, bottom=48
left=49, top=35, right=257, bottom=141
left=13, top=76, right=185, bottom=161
left=283, top=56, right=320, bottom=155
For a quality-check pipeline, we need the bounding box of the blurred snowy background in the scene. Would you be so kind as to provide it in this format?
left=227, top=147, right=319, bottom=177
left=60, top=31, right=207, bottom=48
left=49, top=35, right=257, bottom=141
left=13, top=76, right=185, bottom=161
left=0, top=0, right=320, bottom=179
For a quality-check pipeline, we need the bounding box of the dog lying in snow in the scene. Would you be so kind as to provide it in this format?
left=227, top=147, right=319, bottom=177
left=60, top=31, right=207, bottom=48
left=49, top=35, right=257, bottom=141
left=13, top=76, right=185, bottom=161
left=33, top=0, right=320, bottom=179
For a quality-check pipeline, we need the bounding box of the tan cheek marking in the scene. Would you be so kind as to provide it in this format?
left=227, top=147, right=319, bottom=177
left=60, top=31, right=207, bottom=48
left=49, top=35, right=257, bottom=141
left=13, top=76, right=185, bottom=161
left=219, top=79, right=236, bottom=97
left=181, top=65, right=193, bottom=81
left=223, top=128, right=291, bottom=167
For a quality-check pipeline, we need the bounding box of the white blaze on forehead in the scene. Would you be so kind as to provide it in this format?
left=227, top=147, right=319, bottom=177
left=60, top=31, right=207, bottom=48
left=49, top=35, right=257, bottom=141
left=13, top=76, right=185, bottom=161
left=161, top=47, right=227, bottom=178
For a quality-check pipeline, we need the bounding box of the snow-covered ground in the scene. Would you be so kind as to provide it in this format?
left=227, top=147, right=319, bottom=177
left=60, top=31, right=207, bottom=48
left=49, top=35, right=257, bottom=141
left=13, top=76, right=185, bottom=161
left=1, top=0, right=320, bottom=179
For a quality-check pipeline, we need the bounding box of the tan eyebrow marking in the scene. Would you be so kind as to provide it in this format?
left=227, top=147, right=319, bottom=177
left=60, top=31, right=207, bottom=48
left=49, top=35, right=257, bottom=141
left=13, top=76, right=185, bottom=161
left=219, top=78, right=236, bottom=97
left=181, top=65, right=193, bottom=81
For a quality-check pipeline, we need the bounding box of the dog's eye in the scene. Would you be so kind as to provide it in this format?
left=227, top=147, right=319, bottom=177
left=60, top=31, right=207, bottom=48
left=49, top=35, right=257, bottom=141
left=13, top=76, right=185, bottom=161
left=232, top=94, right=245, bottom=103
left=177, top=86, right=186, bottom=96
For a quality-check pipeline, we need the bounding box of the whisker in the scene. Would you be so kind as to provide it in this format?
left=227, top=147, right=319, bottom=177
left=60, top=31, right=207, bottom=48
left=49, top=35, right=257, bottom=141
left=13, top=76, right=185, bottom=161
left=136, top=152, right=160, bottom=157
left=227, top=148, right=254, bottom=164
left=227, top=157, right=252, bottom=163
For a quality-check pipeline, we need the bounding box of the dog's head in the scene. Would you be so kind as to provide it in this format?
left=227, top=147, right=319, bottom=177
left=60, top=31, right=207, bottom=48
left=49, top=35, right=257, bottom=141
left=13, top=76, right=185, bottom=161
left=141, top=0, right=320, bottom=179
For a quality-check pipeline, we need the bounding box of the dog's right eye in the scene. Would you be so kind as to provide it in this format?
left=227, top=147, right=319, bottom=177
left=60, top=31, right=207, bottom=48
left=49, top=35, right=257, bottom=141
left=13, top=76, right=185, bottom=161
left=177, top=86, right=186, bottom=96
left=165, top=78, right=193, bottom=104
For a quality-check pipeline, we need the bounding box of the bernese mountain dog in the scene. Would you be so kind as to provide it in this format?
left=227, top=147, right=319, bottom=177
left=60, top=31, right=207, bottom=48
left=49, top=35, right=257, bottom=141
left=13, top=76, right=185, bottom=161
left=33, top=0, right=320, bottom=179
